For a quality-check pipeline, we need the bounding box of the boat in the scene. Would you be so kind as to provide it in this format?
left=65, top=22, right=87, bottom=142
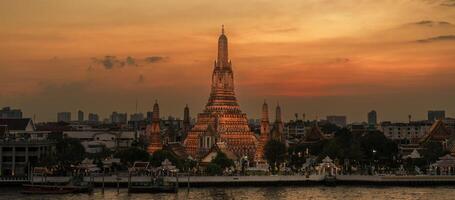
left=128, top=177, right=178, bottom=193
left=22, top=183, right=93, bottom=194
left=22, top=172, right=93, bottom=194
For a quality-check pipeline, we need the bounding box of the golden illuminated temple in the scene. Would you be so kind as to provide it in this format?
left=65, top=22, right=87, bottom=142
left=184, top=26, right=258, bottom=160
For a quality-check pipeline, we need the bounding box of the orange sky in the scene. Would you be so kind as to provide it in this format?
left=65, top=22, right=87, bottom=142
left=1, top=0, right=455, bottom=122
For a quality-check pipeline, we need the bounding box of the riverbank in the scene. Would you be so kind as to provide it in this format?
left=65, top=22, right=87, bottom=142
left=3, top=175, right=455, bottom=187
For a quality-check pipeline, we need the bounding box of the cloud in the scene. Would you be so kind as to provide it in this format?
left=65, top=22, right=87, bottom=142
left=416, top=35, right=455, bottom=43
left=91, top=56, right=125, bottom=70
left=126, top=56, right=138, bottom=66
left=441, top=0, right=455, bottom=7
left=411, top=20, right=453, bottom=27
left=145, top=56, right=165, bottom=63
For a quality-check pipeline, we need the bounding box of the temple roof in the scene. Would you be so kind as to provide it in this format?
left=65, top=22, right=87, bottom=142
left=421, top=119, right=452, bottom=143
left=302, top=123, right=326, bottom=143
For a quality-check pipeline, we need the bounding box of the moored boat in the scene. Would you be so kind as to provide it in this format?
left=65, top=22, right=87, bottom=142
left=22, top=183, right=93, bottom=194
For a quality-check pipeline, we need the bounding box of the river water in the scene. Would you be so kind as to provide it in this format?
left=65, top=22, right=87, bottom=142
left=1, top=186, right=454, bottom=200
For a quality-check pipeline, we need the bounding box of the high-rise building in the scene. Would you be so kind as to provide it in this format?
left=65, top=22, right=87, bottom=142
left=368, top=110, right=377, bottom=125
left=147, top=101, right=162, bottom=154
left=0, top=107, right=23, bottom=119
left=130, top=113, right=144, bottom=122
left=428, top=110, right=445, bottom=122
left=57, top=112, right=71, bottom=122
left=88, top=113, right=99, bottom=123
left=111, top=112, right=127, bottom=124
left=78, top=110, right=84, bottom=122
left=326, top=115, right=347, bottom=127
left=184, top=26, right=257, bottom=159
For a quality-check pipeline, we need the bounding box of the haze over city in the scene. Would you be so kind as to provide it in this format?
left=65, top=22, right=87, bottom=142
left=1, top=0, right=455, bottom=122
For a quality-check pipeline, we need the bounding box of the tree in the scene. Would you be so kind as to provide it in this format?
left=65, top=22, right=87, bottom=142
left=114, top=147, right=150, bottom=165
left=205, top=163, right=222, bottom=176
left=55, top=138, right=86, bottom=166
left=421, top=141, right=445, bottom=164
left=264, top=140, right=287, bottom=174
left=212, top=151, right=234, bottom=170
left=360, top=131, right=398, bottom=161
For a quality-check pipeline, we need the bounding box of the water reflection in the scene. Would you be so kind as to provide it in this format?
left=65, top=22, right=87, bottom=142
left=1, top=186, right=455, bottom=200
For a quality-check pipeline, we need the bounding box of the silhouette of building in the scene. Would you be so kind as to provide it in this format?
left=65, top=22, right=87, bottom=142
left=57, top=112, right=71, bottom=122
left=111, top=112, right=127, bottom=124
left=368, top=110, right=377, bottom=126
left=0, top=107, right=22, bottom=119
left=326, top=115, right=347, bottom=127
left=147, top=101, right=162, bottom=154
left=184, top=26, right=257, bottom=160
left=428, top=110, right=445, bottom=122
left=88, top=113, right=99, bottom=123
left=78, top=110, right=84, bottom=122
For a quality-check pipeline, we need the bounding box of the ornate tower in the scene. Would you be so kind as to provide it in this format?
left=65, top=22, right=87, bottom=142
left=184, top=26, right=257, bottom=159
left=272, top=103, right=284, bottom=142
left=147, top=100, right=162, bottom=154
left=255, top=101, right=270, bottom=162
left=182, top=104, right=191, bottom=141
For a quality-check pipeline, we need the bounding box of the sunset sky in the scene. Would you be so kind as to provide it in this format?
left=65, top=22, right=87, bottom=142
left=1, top=0, right=455, bottom=122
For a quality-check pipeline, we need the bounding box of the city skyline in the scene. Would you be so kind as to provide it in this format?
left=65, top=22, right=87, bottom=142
left=1, top=1, right=455, bottom=122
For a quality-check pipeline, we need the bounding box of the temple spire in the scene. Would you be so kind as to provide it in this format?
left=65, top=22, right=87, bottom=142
left=262, top=100, right=269, bottom=122
left=217, top=25, right=229, bottom=68
left=276, top=103, right=282, bottom=123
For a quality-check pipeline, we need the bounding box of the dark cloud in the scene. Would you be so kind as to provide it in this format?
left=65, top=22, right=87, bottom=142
left=126, top=56, right=138, bottom=66
left=333, top=58, right=350, bottom=64
left=145, top=56, right=165, bottom=63
left=416, top=35, right=455, bottom=43
left=91, top=56, right=125, bottom=70
left=411, top=20, right=453, bottom=26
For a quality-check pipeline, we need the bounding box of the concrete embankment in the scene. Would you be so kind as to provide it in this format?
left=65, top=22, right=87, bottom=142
left=4, top=175, right=455, bottom=187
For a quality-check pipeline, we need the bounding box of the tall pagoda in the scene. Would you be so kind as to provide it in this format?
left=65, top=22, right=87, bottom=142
left=147, top=101, right=162, bottom=154
left=183, top=26, right=258, bottom=160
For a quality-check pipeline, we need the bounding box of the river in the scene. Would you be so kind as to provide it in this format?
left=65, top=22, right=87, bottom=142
left=1, top=186, right=454, bottom=200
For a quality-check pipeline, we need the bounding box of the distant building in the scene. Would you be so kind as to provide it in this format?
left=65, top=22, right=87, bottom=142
left=63, top=130, right=137, bottom=153
left=380, top=121, right=433, bottom=144
left=130, top=113, right=144, bottom=122
left=326, top=115, right=347, bottom=127
left=111, top=112, right=127, bottom=124
left=428, top=110, right=445, bottom=122
left=78, top=110, right=84, bottom=122
left=88, top=113, right=99, bottom=123
left=0, top=118, right=55, bottom=176
left=284, top=120, right=305, bottom=139
left=0, top=107, right=22, bottom=119
left=368, top=110, right=377, bottom=126
left=57, top=112, right=71, bottom=122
